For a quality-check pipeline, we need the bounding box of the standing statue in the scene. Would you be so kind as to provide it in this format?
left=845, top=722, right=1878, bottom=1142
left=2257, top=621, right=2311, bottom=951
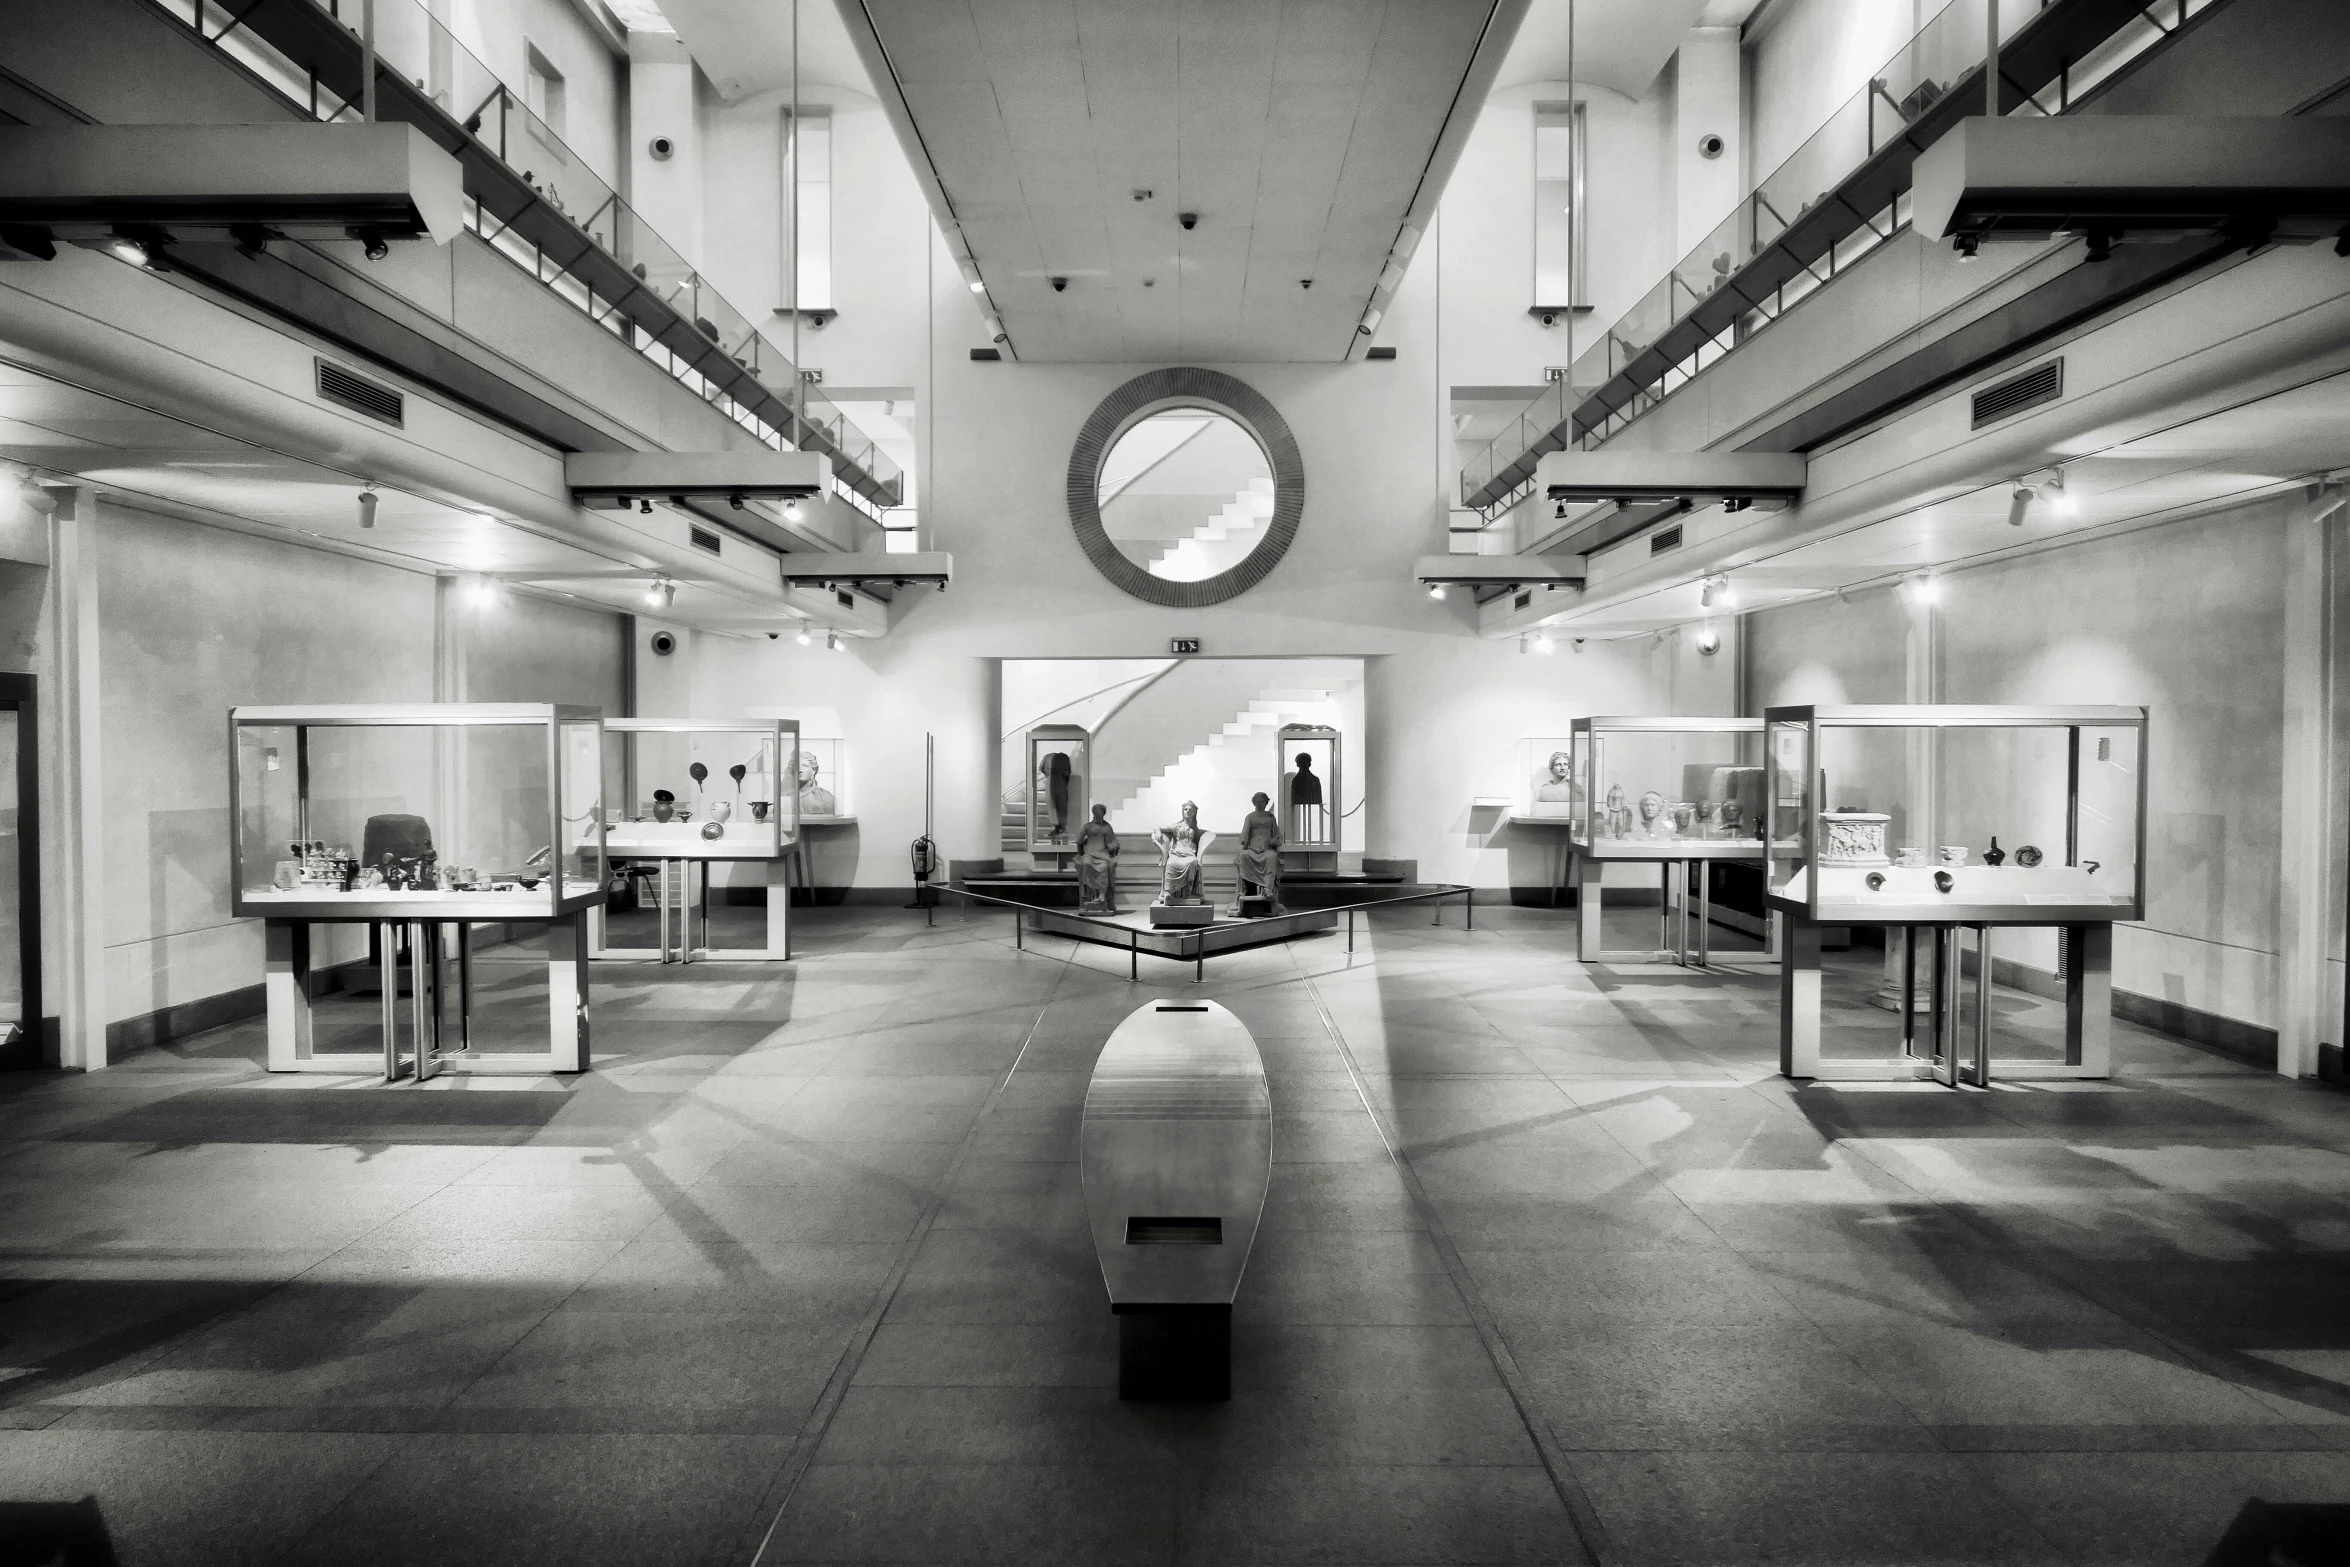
left=794, top=750, right=837, bottom=816
left=1074, top=803, right=1121, bottom=914
left=1150, top=801, right=1214, bottom=907
left=1038, top=751, right=1073, bottom=842
left=1228, top=791, right=1287, bottom=917
left=1285, top=751, right=1326, bottom=841
left=1604, top=783, right=1628, bottom=838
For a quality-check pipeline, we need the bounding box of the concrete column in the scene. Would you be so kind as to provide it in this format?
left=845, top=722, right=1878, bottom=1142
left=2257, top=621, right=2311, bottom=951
left=1877, top=584, right=1938, bottom=1011
left=628, top=33, right=703, bottom=271
left=2277, top=485, right=2345, bottom=1077
left=46, top=488, right=105, bottom=1069
left=1674, top=28, right=1743, bottom=262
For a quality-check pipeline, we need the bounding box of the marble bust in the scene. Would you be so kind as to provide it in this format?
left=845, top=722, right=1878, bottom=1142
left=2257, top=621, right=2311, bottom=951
left=794, top=750, right=836, bottom=816
left=1535, top=750, right=1575, bottom=803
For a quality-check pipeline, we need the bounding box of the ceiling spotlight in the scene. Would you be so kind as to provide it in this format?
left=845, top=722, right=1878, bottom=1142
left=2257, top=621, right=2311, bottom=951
left=353, top=225, right=390, bottom=262
left=1553, top=501, right=1568, bottom=519
left=2043, top=468, right=2079, bottom=517
left=465, top=575, right=500, bottom=608
left=795, top=624, right=812, bottom=646
left=782, top=499, right=805, bottom=522
left=968, top=278, right=987, bottom=294
left=357, top=489, right=378, bottom=529
left=639, top=499, right=653, bottom=515
left=1533, top=632, right=1554, bottom=654
left=645, top=577, right=675, bottom=609
left=2007, top=484, right=2036, bottom=527
left=728, top=492, right=746, bottom=510
left=107, top=232, right=155, bottom=267
left=826, top=630, right=844, bottom=653
left=1694, top=623, right=1722, bottom=656
left=1906, top=574, right=1942, bottom=605
left=1427, top=582, right=1446, bottom=600
left=2084, top=228, right=2115, bottom=264
left=1954, top=233, right=1980, bottom=263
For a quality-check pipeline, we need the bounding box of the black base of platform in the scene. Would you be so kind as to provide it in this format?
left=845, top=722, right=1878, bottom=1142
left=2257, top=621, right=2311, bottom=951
left=1115, top=1304, right=1230, bottom=1401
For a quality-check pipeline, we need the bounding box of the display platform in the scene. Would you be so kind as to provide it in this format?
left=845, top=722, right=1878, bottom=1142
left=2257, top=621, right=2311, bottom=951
left=1029, top=904, right=1338, bottom=962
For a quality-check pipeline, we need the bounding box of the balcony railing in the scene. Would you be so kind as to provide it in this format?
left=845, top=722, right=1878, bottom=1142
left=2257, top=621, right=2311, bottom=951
left=147, top=0, right=904, bottom=519
left=1460, top=0, right=2220, bottom=522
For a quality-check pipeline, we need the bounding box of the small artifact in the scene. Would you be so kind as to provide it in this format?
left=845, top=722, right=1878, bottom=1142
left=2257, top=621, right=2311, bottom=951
left=1604, top=783, right=1628, bottom=838
left=1940, top=846, right=1968, bottom=866
left=711, top=800, right=732, bottom=823
left=1637, top=790, right=1666, bottom=837
left=729, top=762, right=748, bottom=790
left=1074, top=803, right=1122, bottom=914
left=653, top=788, right=676, bottom=824
left=700, top=820, right=724, bottom=841
left=1895, top=846, right=1929, bottom=868
left=1983, top=837, right=2006, bottom=867
left=1670, top=801, right=1696, bottom=835
left=2015, top=844, right=2043, bottom=868
left=1933, top=869, right=1955, bottom=893
left=751, top=801, right=771, bottom=822
left=1819, top=811, right=1891, bottom=866
left=272, top=860, right=299, bottom=891
left=689, top=761, right=709, bottom=796
left=795, top=750, right=837, bottom=816
left=1717, top=799, right=1743, bottom=835
left=1228, top=792, right=1287, bottom=917
left=1149, top=801, right=1215, bottom=917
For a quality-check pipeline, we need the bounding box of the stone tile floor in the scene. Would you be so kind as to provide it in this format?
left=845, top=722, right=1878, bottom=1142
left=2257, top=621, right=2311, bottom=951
left=2, top=905, right=2348, bottom=1565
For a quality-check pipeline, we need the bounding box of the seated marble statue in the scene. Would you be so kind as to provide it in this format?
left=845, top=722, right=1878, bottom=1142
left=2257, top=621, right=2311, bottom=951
left=794, top=750, right=837, bottom=817
left=1150, top=801, right=1214, bottom=906
left=1228, top=791, right=1287, bottom=916
left=1074, top=803, right=1120, bottom=914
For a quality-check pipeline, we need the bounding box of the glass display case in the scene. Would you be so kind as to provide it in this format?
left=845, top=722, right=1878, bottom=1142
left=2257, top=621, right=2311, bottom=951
left=230, top=704, right=606, bottom=922
left=1764, top=704, right=2147, bottom=924
left=1276, top=723, right=1339, bottom=851
left=1566, top=716, right=1766, bottom=858
left=1026, top=724, right=1089, bottom=851
left=603, top=719, right=797, bottom=860
left=789, top=735, right=851, bottom=823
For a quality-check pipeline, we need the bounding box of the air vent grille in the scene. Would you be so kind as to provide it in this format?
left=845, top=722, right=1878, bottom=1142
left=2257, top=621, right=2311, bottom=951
left=835, top=589, right=855, bottom=609
left=1513, top=590, right=1532, bottom=610
left=315, top=359, right=403, bottom=426
left=1649, top=524, right=1683, bottom=555
left=1971, top=359, right=2063, bottom=428
left=688, top=526, right=721, bottom=554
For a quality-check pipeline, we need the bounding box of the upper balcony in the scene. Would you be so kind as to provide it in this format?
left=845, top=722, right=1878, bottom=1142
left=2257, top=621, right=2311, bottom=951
left=1458, top=0, right=2223, bottom=533
left=139, top=0, right=904, bottom=521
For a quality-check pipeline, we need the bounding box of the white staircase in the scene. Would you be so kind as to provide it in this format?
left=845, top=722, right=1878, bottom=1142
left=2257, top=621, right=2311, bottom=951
left=1146, top=477, right=1275, bottom=581
left=1117, top=684, right=1346, bottom=835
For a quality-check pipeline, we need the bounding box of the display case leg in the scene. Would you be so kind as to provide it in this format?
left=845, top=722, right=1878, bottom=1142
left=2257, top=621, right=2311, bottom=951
left=1900, top=925, right=1918, bottom=1055
left=1347, top=909, right=1355, bottom=952
left=457, top=922, right=473, bottom=1055
left=1576, top=855, right=1603, bottom=962
left=1970, top=925, right=1993, bottom=1087
left=264, top=920, right=313, bottom=1072
left=1129, top=933, right=1138, bottom=982
left=2064, top=923, right=2113, bottom=1076
left=1778, top=917, right=1822, bottom=1078
left=1697, top=862, right=1711, bottom=967
left=409, top=920, right=435, bottom=1083
left=546, top=911, right=589, bottom=1072
left=1465, top=888, right=1474, bottom=931
left=379, top=921, right=402, bottom=1082
left=1932, top=927, right=1960, bottom=1088
left=766, top=859, right=791, bottom=959
left=656, top=859, right=674, bottom=963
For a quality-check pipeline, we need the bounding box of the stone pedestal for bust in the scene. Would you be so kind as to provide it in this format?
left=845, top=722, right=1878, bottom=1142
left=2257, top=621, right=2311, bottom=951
left=1149, top=902, right=1216, bottom=928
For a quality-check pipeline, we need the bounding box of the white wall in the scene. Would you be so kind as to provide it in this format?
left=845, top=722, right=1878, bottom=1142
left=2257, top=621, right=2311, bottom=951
left=448, top=0, right=626, bottom=186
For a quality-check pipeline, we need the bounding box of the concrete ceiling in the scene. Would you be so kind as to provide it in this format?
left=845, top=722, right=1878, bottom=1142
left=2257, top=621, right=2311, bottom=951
left=659, top=0, right=877, bottom=100
left=1495, top=0, right=1711, bottom=96
left=838, top=0, right=1530, bottom=362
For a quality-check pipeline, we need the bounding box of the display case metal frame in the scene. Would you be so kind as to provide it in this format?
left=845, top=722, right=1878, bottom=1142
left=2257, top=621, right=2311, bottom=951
left=592, top=717, right=797, bottom=963
left=1026, top=723, right=1090, bottom=860
left=1563, top=715, right=1768, bottom=968
left=230, top=702, right=604, bottom=1078
left=1763, top=703, right=2148, bottom=1084
left=1275, top=722, right=1340, bottom=860
left=0, top=674, right=40, bottom=1071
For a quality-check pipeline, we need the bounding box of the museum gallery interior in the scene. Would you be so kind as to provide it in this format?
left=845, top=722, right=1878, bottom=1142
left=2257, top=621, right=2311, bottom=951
left=1, top=0, right=2349, bottom=1562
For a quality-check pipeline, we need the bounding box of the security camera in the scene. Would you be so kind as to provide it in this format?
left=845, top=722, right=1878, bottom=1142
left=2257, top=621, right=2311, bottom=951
left=1050, top=276, right=1067, bottom=292
left=649, top=135, right=674, bottom=161
left=649, top=630, right=677, bottom=656
left=357, top=489, right=378, bottom=528
left=992, top=332, right=1008, bottom=344
left=1697, top=132, right=1725, bottom=160
left=767, top=631, right=780, bottom=639
left=1178, top=212, right=1198, bottom=231
left=1538, top=310, right=1558, bottom=327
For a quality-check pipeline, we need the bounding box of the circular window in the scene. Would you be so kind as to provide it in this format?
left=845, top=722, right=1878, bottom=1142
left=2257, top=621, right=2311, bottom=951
left=1066, top=368, right=1304, bottom=607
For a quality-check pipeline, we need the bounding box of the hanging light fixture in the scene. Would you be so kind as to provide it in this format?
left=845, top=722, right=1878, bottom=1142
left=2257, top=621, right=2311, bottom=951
left=795, top=623, right=812, bottom=646
left=1427, top=582, right=1446, bottom=600
left=826, top=630, right=844, bottom=653
left=782, top=499, right=805, bottom=522
left=645, top=578, right=675, bottom=609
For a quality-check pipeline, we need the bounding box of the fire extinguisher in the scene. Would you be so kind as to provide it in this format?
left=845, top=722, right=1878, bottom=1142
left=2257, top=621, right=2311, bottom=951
left=908, top=833, right=936, bottom=910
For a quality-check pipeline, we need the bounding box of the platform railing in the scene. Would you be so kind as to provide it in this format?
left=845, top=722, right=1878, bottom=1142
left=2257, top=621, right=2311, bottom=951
left=935, top=882, right=1477, bottom=982
left=147, top=0, right=905, bottom=518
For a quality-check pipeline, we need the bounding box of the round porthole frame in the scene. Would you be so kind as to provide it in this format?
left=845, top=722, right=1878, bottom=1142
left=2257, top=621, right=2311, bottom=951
left=1065, top=367, right=1305, bottom=608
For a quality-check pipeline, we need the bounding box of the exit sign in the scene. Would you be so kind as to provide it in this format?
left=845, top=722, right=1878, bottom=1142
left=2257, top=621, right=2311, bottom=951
left=1170, top=638, right=1201, bottom=655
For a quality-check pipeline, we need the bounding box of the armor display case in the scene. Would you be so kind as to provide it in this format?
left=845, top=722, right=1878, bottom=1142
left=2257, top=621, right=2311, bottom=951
left=1026, top=724, right=1090, bottom=853
left=1276, top=723, right=1339, bottom=853
left=596, top=718, right=797, bottom=963
left=1762, top=704, right=2149, bottom=1085
left=231, top=704, right=605, bottom=921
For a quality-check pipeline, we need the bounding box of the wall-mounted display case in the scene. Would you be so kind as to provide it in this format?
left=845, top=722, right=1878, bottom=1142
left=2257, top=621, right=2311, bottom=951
left=231, top=704, right=605, bottom=922
left=603, top=718, right=797, bottom=860
left=788, top=735, right=850, bottom=823
left=1027, top=724, right=1089, bottom=851
left=1567, top=716, right=1766, bottom=859
left=1763, top=704, right=2147, bottom=925
left=1276, top=723, right=1339, bottom=852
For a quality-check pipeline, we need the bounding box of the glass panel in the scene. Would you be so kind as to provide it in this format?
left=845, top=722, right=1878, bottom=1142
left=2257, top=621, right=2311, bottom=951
left=1028, top=735, right=1088, bottom=847
left=1587, top=726, right=1764, bottom=842
left=1768, top=719, right=1810, bottom=899
left=0, top=710, right=21, bottom=1036
left=1280, top=735, right=1336, bottom=847
left=1532, top=101, right=1584, bottom=308
left=1096, top=409, right=1276, bottom=582
left=2077, top=724, right=2141, bottom=901
left=561, top=719, right=604, bottom=900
